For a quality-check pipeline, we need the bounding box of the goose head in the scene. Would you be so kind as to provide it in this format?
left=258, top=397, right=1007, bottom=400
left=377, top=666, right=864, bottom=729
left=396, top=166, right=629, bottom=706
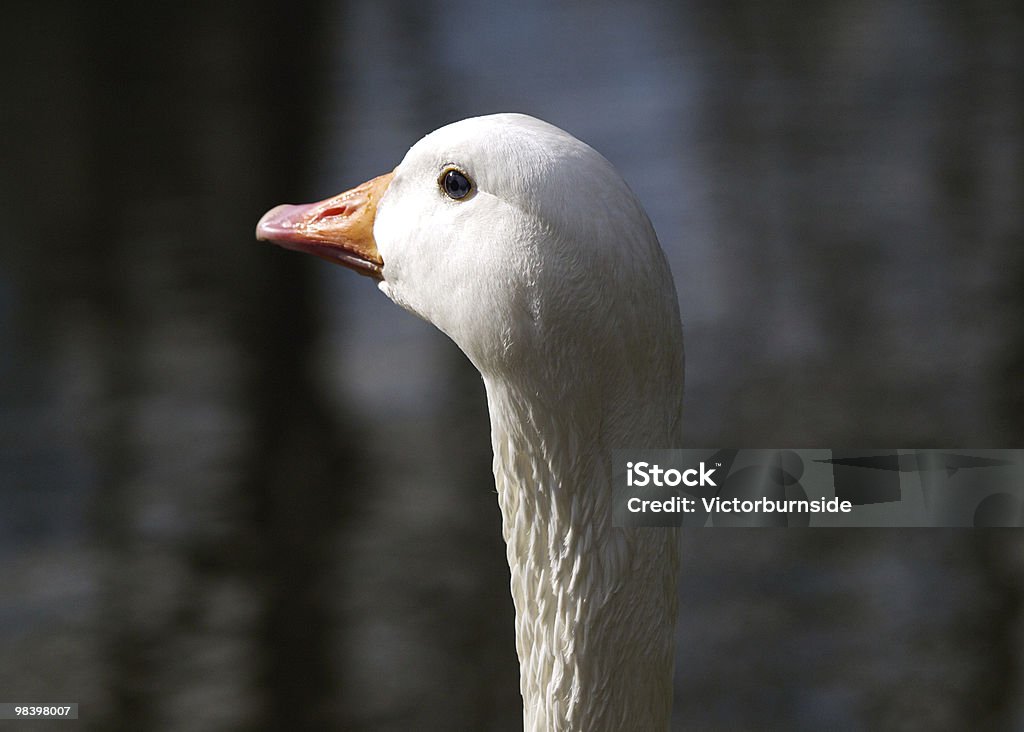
left=257, top=113, right=682, bottom=396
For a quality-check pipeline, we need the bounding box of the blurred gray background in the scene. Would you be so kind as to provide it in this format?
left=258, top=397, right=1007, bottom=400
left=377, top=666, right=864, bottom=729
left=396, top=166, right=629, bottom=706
left=2, top=1, right=1023, bottom=730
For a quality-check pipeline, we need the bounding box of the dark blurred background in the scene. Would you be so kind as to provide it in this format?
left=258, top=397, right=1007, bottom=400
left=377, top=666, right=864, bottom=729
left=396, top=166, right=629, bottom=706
left=2, top=1, right=1022, bottom=730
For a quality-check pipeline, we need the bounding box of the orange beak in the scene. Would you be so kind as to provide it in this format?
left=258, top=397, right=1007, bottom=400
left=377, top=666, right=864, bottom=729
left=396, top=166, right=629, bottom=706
left=256, top=171, right=394, bottom=280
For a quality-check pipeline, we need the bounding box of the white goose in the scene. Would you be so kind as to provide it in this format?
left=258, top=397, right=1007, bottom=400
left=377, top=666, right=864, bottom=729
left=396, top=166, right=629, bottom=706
left=257, top=113, right=684, bottom=731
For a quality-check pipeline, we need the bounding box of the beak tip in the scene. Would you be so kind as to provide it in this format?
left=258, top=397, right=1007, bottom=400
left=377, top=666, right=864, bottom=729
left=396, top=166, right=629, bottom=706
left=256, top=204, right=303, bottom=242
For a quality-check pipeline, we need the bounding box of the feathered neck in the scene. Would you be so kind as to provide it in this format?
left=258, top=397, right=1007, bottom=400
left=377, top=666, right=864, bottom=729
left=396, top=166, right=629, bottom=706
left=483, top=376, right=679, bottom=732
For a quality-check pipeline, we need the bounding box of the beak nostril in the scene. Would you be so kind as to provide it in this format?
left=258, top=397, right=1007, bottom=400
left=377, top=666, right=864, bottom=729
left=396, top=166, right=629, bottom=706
left=316, top=205, right=352, bottom=220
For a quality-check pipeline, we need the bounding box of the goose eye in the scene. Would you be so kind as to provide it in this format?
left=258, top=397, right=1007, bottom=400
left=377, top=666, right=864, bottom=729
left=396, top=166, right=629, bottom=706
left=440, top=168, right=473, bottom=200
